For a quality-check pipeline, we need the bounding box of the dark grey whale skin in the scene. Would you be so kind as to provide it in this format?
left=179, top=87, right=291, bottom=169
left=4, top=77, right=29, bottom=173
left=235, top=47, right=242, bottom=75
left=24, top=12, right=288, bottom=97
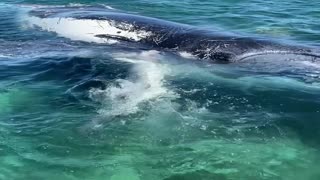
left=29, top=7, right=320, bottom=63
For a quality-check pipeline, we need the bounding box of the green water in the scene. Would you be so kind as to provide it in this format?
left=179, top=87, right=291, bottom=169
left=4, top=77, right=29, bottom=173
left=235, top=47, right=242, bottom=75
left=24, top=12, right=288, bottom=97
left=1, top=0, right=320, bottom=180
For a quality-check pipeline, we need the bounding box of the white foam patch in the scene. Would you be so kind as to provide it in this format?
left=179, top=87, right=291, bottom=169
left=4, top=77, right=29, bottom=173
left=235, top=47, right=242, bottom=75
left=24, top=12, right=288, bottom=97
left=99, top=4, right=116, bottom=10
left=178, top=51, right=196, bottom=59
left=25, top=15, right=152, bottom=44
left=89, top=50, right=175, bottom=117
left=67, top=3, right=89, bottom=7
left=112, top=50, right=163, bottom=64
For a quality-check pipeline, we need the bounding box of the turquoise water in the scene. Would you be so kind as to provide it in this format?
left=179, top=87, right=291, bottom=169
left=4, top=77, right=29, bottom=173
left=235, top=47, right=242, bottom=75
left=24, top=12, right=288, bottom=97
left=1, top=0, right=320, bottom=180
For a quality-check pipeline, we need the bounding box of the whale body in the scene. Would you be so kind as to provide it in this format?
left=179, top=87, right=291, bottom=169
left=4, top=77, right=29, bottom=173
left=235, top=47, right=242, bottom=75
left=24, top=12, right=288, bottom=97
left=27, top=6, right=320, bottom=63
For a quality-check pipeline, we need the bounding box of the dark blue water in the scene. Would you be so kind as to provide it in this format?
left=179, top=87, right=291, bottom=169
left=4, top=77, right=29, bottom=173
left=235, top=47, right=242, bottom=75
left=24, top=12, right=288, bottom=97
left=1, top=1, right=320, bottom=180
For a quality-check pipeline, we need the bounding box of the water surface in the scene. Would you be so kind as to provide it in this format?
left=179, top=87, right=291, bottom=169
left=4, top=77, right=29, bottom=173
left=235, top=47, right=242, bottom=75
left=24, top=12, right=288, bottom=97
left=0, top=0, right=320, bottom=180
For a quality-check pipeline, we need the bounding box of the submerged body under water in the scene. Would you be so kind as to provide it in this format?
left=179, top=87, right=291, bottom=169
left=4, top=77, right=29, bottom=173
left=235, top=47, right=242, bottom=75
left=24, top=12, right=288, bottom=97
left=1, top=0, right=320, bottom=180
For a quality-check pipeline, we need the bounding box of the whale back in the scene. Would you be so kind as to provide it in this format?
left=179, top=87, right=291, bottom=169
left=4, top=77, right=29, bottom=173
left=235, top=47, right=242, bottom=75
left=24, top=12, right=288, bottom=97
left=28, top=6, right=320, bottom=63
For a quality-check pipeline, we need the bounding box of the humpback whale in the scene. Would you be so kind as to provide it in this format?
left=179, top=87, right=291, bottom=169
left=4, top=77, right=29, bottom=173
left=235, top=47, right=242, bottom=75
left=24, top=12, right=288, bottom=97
left=27, top=6, right=320, bottom=63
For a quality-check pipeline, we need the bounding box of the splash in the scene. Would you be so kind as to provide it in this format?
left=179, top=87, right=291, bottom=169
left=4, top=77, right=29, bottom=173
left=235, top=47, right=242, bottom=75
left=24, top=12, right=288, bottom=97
left=89, top=51, right=176, bottom=117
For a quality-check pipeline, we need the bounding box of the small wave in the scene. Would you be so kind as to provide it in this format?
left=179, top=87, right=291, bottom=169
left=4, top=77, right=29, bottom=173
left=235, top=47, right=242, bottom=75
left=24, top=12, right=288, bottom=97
left=19, top=3, right=89, bottom=9
left=99, top=4, right=116, bottom=10
left=67, top=3, right=90, bottom=7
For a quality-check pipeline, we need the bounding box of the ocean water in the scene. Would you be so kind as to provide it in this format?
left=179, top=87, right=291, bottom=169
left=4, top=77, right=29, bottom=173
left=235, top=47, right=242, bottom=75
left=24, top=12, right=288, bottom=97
left=0, top=0, right=320, bottom=180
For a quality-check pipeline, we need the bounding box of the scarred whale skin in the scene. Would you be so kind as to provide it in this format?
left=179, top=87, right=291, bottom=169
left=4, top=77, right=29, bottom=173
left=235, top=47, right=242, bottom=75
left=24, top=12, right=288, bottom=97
left=28, top=6, right=320, bottom=62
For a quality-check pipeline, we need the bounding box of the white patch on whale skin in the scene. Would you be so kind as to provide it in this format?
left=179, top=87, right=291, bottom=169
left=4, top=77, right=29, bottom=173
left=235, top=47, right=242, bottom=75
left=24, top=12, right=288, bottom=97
left=298, top=61, right=320, bottom=68
left=26, top=15, right=152, bottom=44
